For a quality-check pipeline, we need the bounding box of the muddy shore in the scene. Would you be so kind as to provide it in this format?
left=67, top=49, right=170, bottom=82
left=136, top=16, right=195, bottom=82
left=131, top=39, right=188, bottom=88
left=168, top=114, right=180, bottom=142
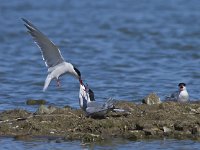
left=0, top=101, right=200, bottom=142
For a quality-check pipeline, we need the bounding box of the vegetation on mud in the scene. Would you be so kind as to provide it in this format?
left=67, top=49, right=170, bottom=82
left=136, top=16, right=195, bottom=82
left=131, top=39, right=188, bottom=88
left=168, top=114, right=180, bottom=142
left=0, top=101, right=200, bottom=142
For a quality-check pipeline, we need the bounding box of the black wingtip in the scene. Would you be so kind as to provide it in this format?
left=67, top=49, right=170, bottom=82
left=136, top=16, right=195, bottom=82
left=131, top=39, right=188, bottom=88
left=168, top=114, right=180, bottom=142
left=23, top=23, right=33, bottom=32
left=21, top=18, right=25, bottom=21
left=21, top=18, right=33, bottom=28
left=21, top=18, right=29, bottom=23
left=22, top=18, right=36, bottom=33
left=21, top=18, right=41, bottom=34
left=23, top=23, right=29, bottom=28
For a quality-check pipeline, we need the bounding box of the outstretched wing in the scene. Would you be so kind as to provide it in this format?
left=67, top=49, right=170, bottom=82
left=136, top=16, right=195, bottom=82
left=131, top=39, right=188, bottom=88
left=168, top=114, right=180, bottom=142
left=22, top=18, right=65, bottom=68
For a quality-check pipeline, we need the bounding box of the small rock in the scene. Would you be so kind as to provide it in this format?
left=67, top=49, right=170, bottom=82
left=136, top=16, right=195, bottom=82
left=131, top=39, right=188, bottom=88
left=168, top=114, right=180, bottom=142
left=142, top=93, right=161, bottom=105
left=126, top=130, right=145, bottom=140
left=12, top=125, right=19, bottom=129
left=174, top=123, right=184, bottom=131
left=35, top=105, right=57, bottom=114
left=26, top=99, right=47, bottom=105
left=163, top=126, right=172, bottom=133
left=143, top=127, right=161, bottom=136
left=190, top=107, right=200, bottom=114
left=82, top=133, right=103, bottom=142
left=174, top=121, right=191, bottom=132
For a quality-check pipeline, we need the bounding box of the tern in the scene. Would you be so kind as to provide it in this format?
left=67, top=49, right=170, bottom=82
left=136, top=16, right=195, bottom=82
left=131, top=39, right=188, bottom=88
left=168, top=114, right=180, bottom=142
left=79, top=83, right=128, bottom=117
left=165, top=83, right=189, bottom=102
left=22, top=18, right=82, bottom=91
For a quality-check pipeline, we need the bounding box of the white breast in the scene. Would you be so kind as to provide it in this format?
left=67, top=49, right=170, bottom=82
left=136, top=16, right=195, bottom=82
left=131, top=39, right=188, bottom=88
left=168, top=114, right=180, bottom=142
left=178, top=90, right=189, bottom=102
left=79, top=84, right=91, bottom=110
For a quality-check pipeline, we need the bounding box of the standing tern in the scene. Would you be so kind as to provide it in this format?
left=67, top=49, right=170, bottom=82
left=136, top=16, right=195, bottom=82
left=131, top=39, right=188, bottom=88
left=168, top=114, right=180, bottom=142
left=165, top=83, right=189, bottom=102
left=22, top=18, right=82, bottom=91
left=79, top=83, right=128, bottom=117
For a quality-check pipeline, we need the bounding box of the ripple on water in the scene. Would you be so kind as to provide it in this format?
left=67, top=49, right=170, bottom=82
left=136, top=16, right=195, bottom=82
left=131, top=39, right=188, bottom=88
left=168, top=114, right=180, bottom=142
left=0, top=0, right=200, bottom=148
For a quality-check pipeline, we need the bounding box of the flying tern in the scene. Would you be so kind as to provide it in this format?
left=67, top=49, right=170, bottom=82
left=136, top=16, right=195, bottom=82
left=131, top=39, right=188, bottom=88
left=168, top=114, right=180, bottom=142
left=22, top=18, right=82, bottom=91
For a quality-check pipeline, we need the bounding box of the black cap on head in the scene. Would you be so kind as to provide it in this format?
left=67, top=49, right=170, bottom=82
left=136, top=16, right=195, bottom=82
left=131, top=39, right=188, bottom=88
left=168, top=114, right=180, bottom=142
left=74, top=67, right=81, bottom=77
left=178, top=83, right=186, bottom=87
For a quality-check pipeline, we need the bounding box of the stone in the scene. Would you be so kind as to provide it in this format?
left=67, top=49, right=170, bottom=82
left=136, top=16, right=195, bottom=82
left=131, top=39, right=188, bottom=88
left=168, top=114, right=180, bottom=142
left=26, top=99, right=47, bottom=105
left=163, top=126, right=172, bottom=133
left=142, top=93, right=161, bottom=105
left=35, top=105, right=57, bottom=114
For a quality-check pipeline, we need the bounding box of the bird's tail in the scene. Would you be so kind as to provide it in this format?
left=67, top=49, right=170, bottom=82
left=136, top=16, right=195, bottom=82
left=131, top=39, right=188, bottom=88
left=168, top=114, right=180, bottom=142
left=43, top=74, right=53, bottom=92
left=105, top=99, right=131, bottom=114
left=105, top=98, right=115, bottom=109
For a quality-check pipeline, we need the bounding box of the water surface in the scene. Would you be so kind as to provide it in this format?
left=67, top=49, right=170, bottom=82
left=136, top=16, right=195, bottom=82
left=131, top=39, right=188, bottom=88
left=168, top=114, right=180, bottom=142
left=0, top=0, right=200, bottom=149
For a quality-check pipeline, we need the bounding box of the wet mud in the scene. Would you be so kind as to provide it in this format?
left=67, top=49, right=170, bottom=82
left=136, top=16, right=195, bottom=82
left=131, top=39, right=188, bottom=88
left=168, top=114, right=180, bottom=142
left=0, top=101, right=200, bottom=142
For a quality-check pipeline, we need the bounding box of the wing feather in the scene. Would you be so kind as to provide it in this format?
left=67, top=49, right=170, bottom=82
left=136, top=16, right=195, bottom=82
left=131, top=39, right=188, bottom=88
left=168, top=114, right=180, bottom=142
left=22, top=18, right=65, bottom=68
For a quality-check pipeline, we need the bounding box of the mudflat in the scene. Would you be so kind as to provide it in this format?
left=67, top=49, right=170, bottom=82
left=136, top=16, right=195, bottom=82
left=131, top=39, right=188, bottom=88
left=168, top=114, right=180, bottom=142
left=0, top=101, right=200, bottom=142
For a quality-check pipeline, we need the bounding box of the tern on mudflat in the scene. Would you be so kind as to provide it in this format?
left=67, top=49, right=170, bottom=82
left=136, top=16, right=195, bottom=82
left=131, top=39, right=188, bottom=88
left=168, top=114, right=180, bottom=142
left=165, top=83, right=189, bottom=102
left=79, top=83, right=128, bottom=117
left=22, top=18, right=82, bottom=91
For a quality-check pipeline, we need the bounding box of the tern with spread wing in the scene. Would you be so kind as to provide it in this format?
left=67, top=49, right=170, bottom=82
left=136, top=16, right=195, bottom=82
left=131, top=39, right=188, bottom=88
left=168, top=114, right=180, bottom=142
left=22, top=18, right=82, bottom=91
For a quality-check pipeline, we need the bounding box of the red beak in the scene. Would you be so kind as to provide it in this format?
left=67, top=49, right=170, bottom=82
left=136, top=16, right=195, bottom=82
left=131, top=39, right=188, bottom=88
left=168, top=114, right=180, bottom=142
left=179, top=86, right=184, bottom=91
left=79, top=78, right=83, bottom=85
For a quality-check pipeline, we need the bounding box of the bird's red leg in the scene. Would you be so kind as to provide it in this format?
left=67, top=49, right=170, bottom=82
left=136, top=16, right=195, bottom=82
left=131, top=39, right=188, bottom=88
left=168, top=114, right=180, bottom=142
left=56, top=79, right=61, bottom=87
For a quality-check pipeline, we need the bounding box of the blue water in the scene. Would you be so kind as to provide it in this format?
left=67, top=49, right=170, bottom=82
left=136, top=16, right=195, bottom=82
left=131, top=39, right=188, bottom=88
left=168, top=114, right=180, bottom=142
left=0, top=137, right=200, bottom=150
left=0, top=0, right=200, bottom=149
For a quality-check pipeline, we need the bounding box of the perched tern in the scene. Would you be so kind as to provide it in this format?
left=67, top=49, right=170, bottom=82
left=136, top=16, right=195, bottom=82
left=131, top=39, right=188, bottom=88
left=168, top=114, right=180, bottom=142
left=79, top=83, right=128, bottom=117
left=22, top=18, right=82, bottom=91
left=165, top=83, right=189, bottom=102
